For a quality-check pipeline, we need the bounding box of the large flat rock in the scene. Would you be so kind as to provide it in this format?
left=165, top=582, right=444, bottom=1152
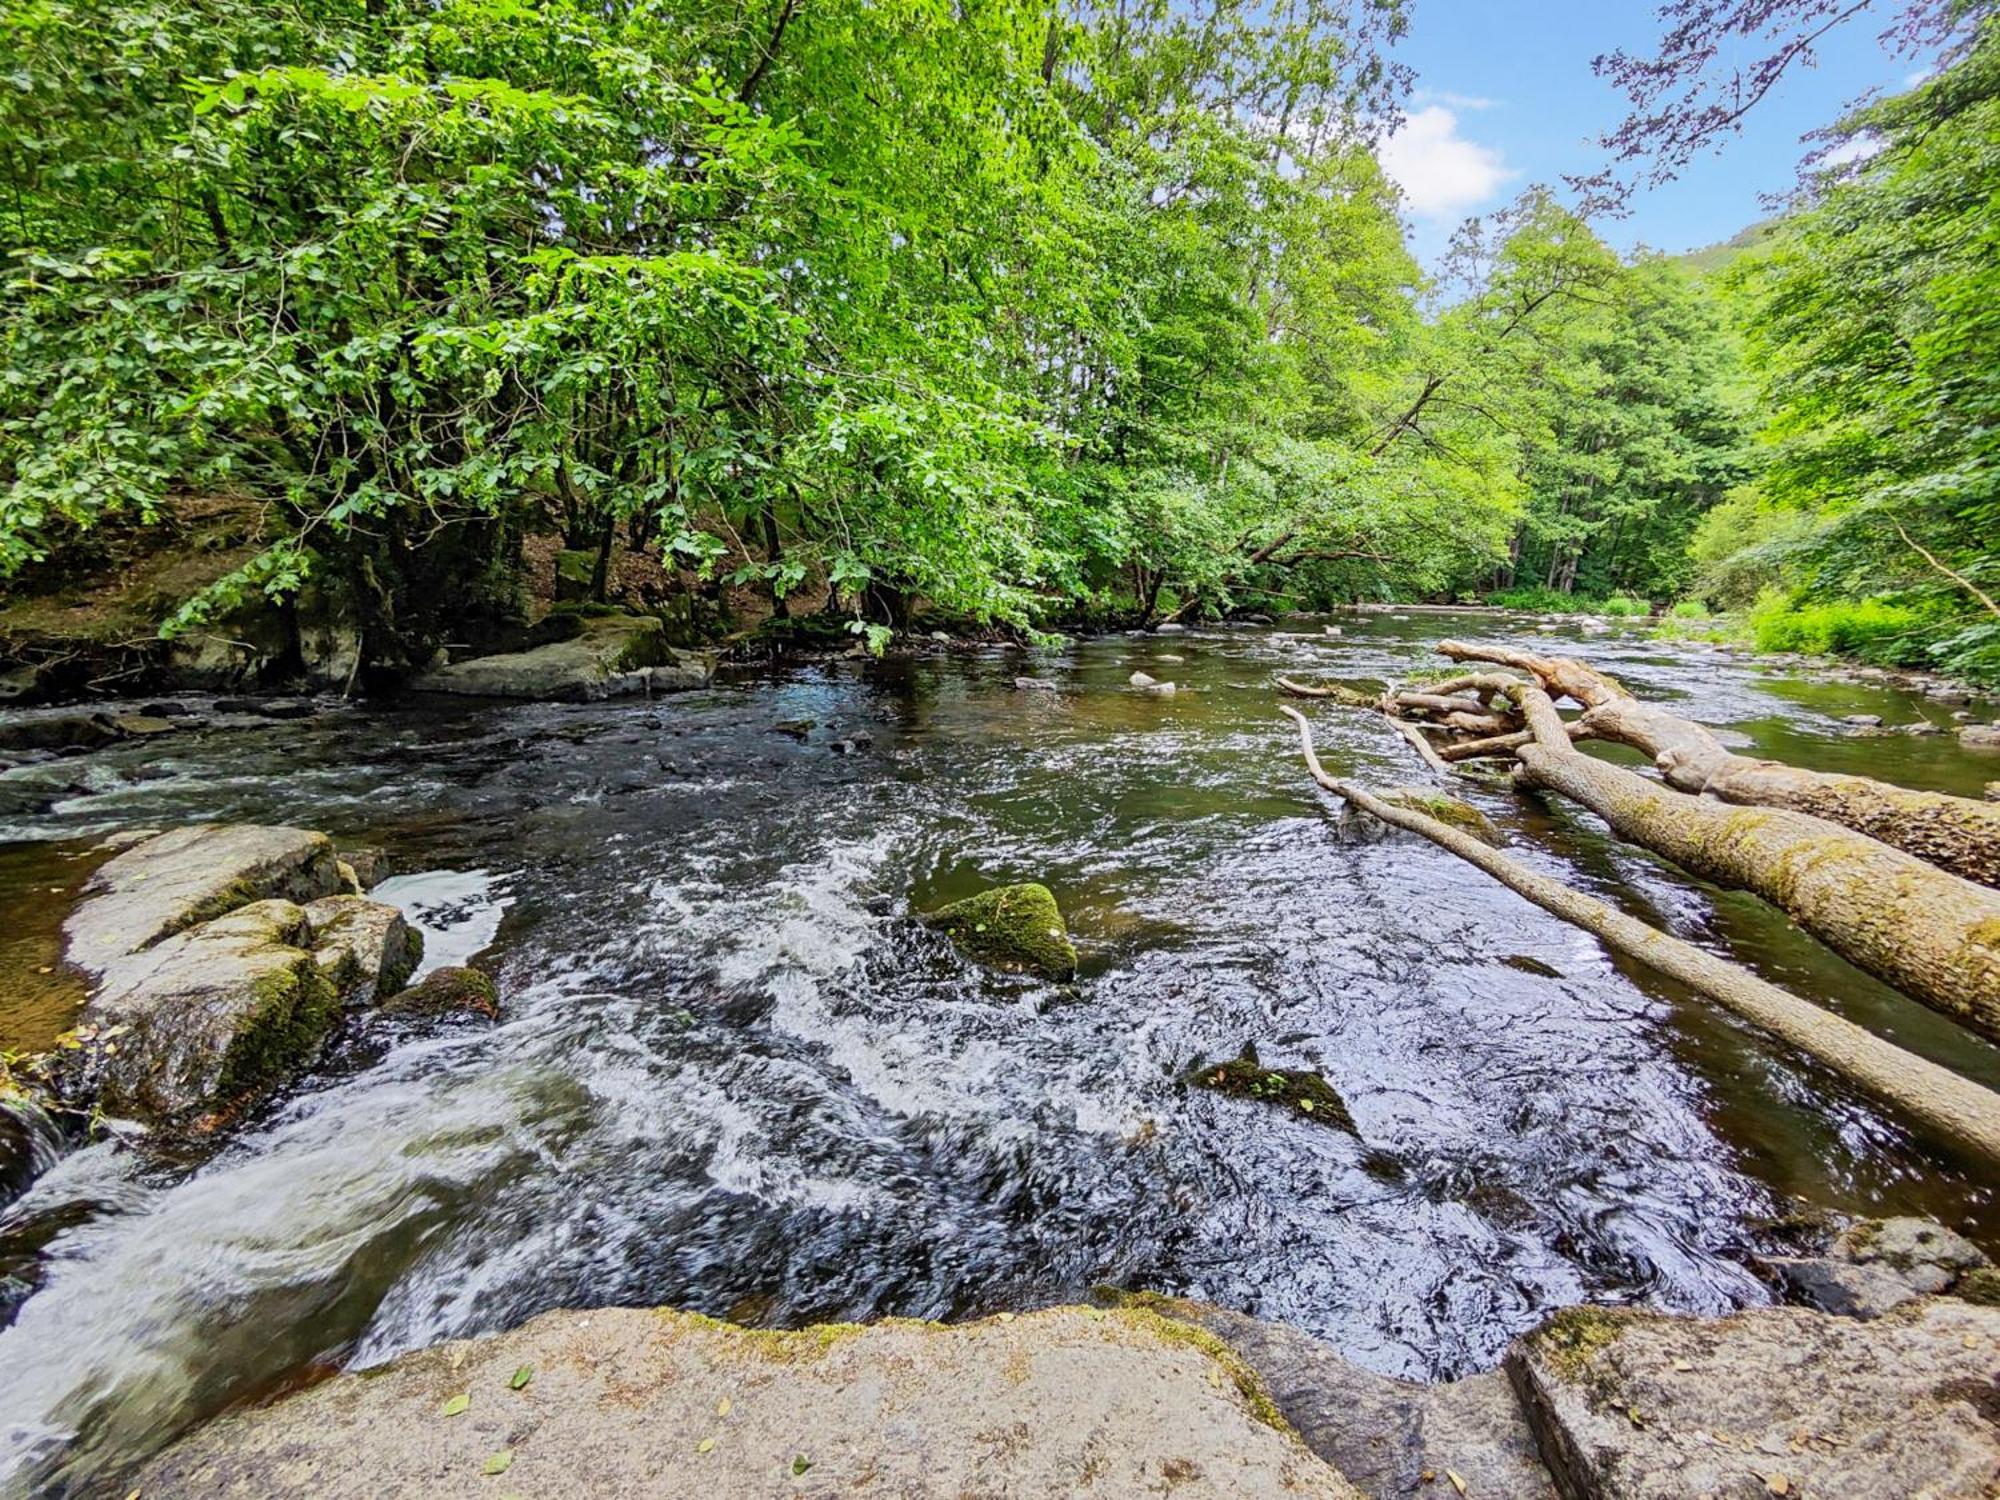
left=412, top=614, right=711, bottom=701
left=133, top=1305, right=1360, bottom=1499
left=1507, top=1298, right=2000, bottom=1499
left=63, top=824, right=344, bottom=975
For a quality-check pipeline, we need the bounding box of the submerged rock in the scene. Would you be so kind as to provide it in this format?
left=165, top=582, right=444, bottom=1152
left=1188, top=1054, right=1357, bottom=1135
left=63, top=824, right=346, bottom=976
left=379, top=965, right=500, bottom=1020
left=1507, top=1298, right=2000, bottom=1500
left=1129, top=670, right=1157, bottom=687
left=132, top=1304, right=1355, bottom=1500
left=413, top=614, right=711, bottom=702
left=926, top=883, right=1078, bottom=980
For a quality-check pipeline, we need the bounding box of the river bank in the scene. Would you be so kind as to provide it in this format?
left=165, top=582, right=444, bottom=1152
left=2, top=611, right=1999, bottom=1492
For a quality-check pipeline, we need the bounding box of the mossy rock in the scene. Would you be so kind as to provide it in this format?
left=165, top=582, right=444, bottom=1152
left=379, top=965, right=500, bottom=1020
left=925, top=883, right=1077, bottom=980
left=1377, top=786, right=1502, bottom=845
left=1953, top=1266, right=2000, bottom=1306
left=1188, top=1055, right=1357, bottom=1135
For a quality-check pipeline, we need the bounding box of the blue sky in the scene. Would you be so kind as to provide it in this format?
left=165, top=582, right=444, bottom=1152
left=1382, top=0, right=1935, bottom=264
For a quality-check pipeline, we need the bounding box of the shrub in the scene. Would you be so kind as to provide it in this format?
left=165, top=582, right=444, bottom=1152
left=1748, top=591, right=1924, bottom=661
left=1600, top=594, right=1651, bottom=617
left=1668, top=598, right=1711, bottom=620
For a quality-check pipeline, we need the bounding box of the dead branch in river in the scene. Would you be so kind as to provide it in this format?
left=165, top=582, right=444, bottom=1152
left=1279, top=705, right=2000, bottom=1167
left=1436, top=639, right=2000, bottom=889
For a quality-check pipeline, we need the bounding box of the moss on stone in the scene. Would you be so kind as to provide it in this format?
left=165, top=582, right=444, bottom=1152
left=1530, top=1305, right=1639, bottom=1385
left=1104, top=1306, right=1293, bottom=1436
left=1952, top=1267, right=2000, bottom=1306
left=652, top=1308, right=868, bottom=1363
left=214, top=956, right=340, bottom=1103
left=381, top=965, right=498, bottom=1019
left=1187, top=1056, right=1357, bottom=1135
left=926, top=883, right=1078, bottom=980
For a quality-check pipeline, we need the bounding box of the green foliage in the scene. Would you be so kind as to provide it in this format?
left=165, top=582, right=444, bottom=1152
left=1711, top=17, right=2000, bottom=680
left=1485, top=585, right=1595, bottom=613
left=1600, top=594, right=1651, bottom=616
left=1667, top=598, right=1711, bottom=620
left=1747, top=591, right=1926, bottom=661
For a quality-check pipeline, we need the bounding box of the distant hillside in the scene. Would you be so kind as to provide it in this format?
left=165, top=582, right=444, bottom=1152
left=1676, top=218, right=1784, bottom=276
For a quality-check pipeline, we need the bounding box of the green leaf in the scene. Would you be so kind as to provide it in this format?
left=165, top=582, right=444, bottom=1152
left=483, top=1449, right=514, bottom=1475
left=442, top=1393, right=471, bottom=1418
left=792, top=1454, right=813, bottom=1476
left=509, top=1365, right=533, bottom=1391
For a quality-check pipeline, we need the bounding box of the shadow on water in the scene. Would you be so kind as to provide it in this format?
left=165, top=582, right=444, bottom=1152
left=0, top=611, right=1996, bottom=1494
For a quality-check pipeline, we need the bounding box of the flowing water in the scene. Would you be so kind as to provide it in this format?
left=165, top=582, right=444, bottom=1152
left=1, top=612, right=1996, bottom=1496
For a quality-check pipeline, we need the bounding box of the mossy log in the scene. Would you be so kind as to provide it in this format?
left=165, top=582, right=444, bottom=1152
left=1437, top=639, right=2000, bottom=889
left=1279, top=705, right=2000, bottom=1165
left=1441, top=672, right=2000, bottom=1045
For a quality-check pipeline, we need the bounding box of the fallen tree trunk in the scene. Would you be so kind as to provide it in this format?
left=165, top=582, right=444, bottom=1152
left=1437, top=639, right=2000, bottom=889
left=1280, top=705, right=2000, bottom=1166
left=1456, top=671, right=2000, bottom=1044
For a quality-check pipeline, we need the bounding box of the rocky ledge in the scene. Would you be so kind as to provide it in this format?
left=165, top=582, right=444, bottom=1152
left=36, top=824, right=448, bottom=1136
left=125, top=1220, right=2000, bottom=1499
left=413, top=612, right=713, bottom=702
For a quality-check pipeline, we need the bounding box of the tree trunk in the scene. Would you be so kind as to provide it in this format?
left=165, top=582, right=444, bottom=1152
left=1279, top=705, right=2000, bottom=1166
left=1437, top=640, right=2000, bottom=889
left=1466, top=671, right=2000, bottom=1043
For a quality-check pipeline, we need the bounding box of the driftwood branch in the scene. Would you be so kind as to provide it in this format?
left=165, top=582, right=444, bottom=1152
left=1280, top=705, right=2000, bottom=1166
left=1437, top=639, right=2000, bottom=889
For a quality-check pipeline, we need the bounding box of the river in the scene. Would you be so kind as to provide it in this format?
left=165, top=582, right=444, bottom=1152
left=0, top=612, right=1995, bottom=1495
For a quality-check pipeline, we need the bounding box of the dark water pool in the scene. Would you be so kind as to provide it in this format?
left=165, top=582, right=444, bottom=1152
left=1, top=612, right=1996, bottom=1495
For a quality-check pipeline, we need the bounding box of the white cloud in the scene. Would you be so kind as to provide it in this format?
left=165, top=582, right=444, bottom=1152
left=1413, top=89, right=1499, bottom=111
left=1821, top=132, right=1884, bottom=167
left=1380, top=106, right=1517, bottom=220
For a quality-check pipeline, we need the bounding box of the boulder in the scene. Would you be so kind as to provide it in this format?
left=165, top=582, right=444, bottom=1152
left=1129, top=671, right=1157, bottom=688
left=1120, top=1295, right=1556, bottom=1499
left=71, top=900, right=340, bottom=1124
left=1507, top=1298, right=2000, bottom=1500
left=301, top=895, right=423, bottom=1007
left=378, top=965, right=500, bottom=1020
left=1830, top=1215, right=1989, bottom=1294
left=925, top=883, right=1078, bottom=980
left=1962, top=723, right=2000, bottom=749
left=131, top=1305, right=1358, bottom=1500
left=412, top=615, right=711, bottom=702
left=0, top=712, right=120, bottom=754
left=1762, top=1255, right=1924, bottom=1319
left=63, top=824, right=346, bottom=976
left=337, top=847, right=391, bottom=890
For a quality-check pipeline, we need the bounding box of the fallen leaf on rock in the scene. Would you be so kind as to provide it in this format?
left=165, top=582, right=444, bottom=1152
left=1446, top=1469, right=1467, bottom=1495
left=696, top=1438, right=715, bottom=1454
left=792, top=1455, right=813, bottom=1476
left=716, top=1397, right=732, bottom=1417
left=441, top=1393, right=470, bottom=1418
left=509, top=1365, right=533, bottom=1391
left=483, top=1451, right=513, bottom=1476
left=1765, top=1475, right=1789, bottom=1496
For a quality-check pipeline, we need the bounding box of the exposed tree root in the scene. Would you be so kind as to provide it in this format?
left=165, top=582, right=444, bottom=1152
left=1280, top=705, right=2000, bottom=1166
left=1437, top=639, right=2000, bottom=889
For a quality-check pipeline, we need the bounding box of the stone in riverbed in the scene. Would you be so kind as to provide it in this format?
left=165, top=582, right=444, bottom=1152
left=132, top=1304, right=1358, bottom=1500
left=413, top=614, right=712, bottom=702
left=1188, top=1052, right=1357, bottom=1135
left=379, top=965, right=500, bottom=1020
left=62, top=824, right=346, bottom=976
left=926, top=882, right=1077, bottom=980
left=70, top=899, right=341, bottom=1124
left=302, top=895, right=422, bottom=1008
left=1507, top=1298, right=2000, bottom=1500
left=1962, top=723, right=2000, bottom=748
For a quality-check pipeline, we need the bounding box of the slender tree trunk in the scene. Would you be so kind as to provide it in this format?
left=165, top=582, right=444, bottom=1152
left=1462, top=670, right=2000, bottom=1042
left=1280, top=705, right=2000, bottom=1165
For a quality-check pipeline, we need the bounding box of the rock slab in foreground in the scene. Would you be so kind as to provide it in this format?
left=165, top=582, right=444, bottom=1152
left=1508, top=1298, right=2000, bottom=1499
left=134, top=1305, right=1358, bottom=1499
left=62, top=823, right=345, bottom=974
left=412, top=614, right=711, bottom=701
